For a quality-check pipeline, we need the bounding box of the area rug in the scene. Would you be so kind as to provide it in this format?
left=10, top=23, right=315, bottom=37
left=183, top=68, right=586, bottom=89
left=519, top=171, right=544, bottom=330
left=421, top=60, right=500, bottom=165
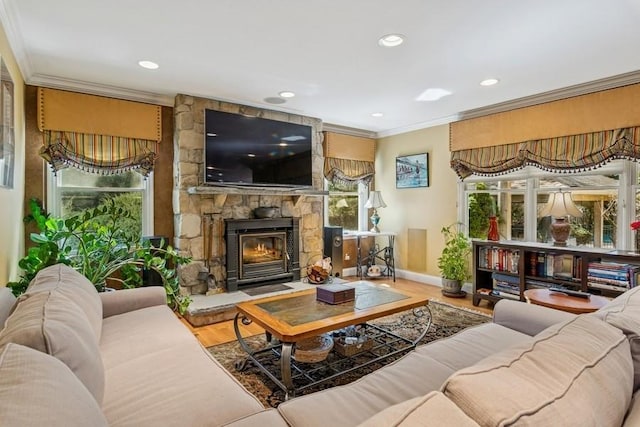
left=208, top=300, right=490, bottom=408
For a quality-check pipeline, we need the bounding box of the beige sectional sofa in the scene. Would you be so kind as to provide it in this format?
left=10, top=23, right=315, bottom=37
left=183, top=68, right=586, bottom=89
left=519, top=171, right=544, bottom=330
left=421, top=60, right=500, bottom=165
left=1, top=263, right=640, bottom=426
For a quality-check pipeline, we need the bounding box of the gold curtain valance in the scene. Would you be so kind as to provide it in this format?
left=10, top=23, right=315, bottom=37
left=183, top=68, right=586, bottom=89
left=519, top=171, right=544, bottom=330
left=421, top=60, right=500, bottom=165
left=324, top=157, right=375, bottom=187
left=38, top=88, right=161, bottom=141
left=37, top=87, right=162, bottom=176
left=322, top=131, right=375, bottom=186
left=450, top=83, right=640, bottom=152
left=451, top=127, right=640, bottom=179
left=323, top=132, right=375, bottom=162
left=41, top=131, right=158, bottom=176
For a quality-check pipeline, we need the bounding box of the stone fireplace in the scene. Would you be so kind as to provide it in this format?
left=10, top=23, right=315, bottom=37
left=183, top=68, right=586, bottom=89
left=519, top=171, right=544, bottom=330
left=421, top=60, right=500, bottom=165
left=225, top=218, right=300, bottom=291
left=172, top=95, right=324, bottom=295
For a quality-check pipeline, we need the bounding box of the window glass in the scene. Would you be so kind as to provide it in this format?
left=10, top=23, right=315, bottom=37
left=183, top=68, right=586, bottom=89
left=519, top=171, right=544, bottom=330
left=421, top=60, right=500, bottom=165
left=537, top=175, right=619, bottom=248
left=466, top=181, right=525, bottom=241
left=326, top=181, right=359, bottom=231
left=51, top=169, right=149, bottom=240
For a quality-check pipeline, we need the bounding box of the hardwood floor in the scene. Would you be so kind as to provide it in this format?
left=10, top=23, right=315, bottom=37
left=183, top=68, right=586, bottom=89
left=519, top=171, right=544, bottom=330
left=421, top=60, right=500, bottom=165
left=179, top=277, right=493, bottom=348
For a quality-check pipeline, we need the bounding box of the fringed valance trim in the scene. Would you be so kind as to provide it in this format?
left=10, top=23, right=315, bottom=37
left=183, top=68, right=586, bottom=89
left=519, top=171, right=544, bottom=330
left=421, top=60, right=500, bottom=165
left=324, top=157, right=374, bottom=187
left=451, top=127, right=640, bottom=179
left=40, top=130, right=158, bottom=177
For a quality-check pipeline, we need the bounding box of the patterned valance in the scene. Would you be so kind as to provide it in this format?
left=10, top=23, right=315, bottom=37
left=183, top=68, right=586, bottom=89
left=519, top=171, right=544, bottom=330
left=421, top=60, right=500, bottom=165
left=451, top=127, right=640, bottom=179
left=37, top=87, right=161, bottom=176
left=40, top=131, right=158, bottom=176
left=324, top=157, right=374, bottom=187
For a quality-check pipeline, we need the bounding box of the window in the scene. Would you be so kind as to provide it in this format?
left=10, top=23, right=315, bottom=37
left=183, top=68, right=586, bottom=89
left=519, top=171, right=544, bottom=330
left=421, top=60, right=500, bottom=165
left=325, top=180, right=367, bottom=232
left=47, top=168, right=153, bottom=239
left=460, top=160, right=636, bottom=250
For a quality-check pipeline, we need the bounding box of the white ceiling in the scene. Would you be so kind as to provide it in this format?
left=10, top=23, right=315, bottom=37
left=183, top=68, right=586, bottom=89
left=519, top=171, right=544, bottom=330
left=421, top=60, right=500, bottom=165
left=3, top=0, right=640, bottom=136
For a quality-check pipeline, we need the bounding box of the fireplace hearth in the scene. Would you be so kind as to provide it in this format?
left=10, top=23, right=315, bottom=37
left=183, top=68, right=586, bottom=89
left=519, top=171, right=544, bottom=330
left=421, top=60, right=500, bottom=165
left=225, top=218, right=300, bottom=292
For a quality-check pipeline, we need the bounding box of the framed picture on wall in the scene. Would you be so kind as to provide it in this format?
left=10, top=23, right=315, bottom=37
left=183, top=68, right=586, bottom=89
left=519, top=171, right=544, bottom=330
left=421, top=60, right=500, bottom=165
left=0, top=57, right=14, bottom=189
left=396, top=153, right=429, bottom=188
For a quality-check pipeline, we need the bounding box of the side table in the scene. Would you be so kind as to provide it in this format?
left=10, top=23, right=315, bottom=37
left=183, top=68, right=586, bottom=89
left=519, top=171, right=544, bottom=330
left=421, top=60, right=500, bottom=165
left=353, top=231, right=396, bottom=282
left=523, top=288, right=610, bottom=314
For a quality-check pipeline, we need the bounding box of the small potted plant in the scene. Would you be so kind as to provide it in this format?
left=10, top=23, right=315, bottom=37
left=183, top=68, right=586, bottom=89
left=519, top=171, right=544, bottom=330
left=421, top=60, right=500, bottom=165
left=437, top=223, right=471, bottom=296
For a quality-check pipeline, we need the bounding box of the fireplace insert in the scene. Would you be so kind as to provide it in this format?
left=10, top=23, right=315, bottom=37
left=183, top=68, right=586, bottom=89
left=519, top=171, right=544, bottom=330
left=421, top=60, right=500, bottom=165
left=225, top=218, right=300, bottom=291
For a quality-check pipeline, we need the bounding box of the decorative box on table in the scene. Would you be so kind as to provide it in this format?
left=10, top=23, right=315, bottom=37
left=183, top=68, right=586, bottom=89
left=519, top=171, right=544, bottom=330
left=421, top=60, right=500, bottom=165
left=316, top=284, right=356, bottom=304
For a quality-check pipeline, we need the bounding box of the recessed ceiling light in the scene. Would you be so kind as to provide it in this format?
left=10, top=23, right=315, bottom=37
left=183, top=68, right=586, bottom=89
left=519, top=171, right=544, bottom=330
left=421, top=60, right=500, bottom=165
left=378, top=34, right=404, bottom=47
left=480, top=78, right=500, bottom=86
left=416, top=88, right=452, bottom=101
left=138, top=60, right=159, bottom=70
left=206, top=133, right=217, bottom=137
left=279, top=91, right=295, bottom=98
left=247, top=153, right=256, bottom=158
left=279, top=142, right=288, bottom=147
left=371, top=112, right=384, bottom=117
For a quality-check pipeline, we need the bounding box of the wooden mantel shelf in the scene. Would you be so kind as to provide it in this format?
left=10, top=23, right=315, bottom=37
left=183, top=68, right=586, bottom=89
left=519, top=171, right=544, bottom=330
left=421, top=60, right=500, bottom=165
left=186, top=186, right=328, bottom=206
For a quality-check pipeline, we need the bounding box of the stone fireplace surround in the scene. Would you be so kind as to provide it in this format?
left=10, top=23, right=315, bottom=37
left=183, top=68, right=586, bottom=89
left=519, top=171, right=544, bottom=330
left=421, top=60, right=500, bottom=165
left=173, top=94, right=324, bottom=295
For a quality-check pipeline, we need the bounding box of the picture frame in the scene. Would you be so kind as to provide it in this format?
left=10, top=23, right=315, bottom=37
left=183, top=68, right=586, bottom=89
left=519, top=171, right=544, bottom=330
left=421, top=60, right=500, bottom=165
left=0, top=57, right=14, bottom=189
left=396, top=153, right=428, bottom=188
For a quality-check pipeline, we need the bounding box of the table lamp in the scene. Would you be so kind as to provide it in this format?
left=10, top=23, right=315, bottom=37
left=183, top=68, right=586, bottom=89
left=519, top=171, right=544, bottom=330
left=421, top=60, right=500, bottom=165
left=539, top=189, right=582, bottom=246
left=365, top=191, right=387, bottom=232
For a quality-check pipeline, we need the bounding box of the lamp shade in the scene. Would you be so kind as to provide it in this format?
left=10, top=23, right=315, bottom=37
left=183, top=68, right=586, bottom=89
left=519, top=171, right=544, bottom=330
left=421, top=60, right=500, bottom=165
left=336, top=198, right=349, bottom=208
left=365, top=191, right=387, bottom=209
left=539, top=190, right=583, bottom=218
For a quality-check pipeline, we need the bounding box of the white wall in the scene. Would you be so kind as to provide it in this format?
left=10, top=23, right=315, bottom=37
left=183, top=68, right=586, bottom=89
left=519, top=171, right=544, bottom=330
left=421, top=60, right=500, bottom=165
left=375, top=125, right=458, bottom=277
left=0, top=21, right=25, bottom=285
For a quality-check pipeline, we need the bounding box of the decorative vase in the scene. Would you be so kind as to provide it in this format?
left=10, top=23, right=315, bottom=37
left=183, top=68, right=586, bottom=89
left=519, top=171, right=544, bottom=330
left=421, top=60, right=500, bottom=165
left=487, top=216, right=499, bottom=241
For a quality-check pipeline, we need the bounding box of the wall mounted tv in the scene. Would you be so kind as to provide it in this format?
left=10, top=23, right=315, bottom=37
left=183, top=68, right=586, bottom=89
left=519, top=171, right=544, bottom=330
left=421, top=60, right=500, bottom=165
left=204, top=109, right=313, bottom=187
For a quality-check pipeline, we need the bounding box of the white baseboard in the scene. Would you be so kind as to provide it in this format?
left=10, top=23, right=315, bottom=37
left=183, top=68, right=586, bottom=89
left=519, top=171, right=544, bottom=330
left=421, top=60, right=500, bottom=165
left=341, top=267, right=472, bottom=293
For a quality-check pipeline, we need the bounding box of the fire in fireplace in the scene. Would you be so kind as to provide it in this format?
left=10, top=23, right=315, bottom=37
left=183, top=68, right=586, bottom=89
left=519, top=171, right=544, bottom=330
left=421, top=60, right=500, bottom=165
left=240, top=232, right=287, bottom=279
left=225, top=218, right=300, bottom=291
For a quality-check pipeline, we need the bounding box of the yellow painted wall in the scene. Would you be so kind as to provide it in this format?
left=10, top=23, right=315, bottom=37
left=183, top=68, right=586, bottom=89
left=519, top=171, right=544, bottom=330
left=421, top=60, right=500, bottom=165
left=376, top=125, right=458, bottom=277
left=0, top=22, right=25, bottom=285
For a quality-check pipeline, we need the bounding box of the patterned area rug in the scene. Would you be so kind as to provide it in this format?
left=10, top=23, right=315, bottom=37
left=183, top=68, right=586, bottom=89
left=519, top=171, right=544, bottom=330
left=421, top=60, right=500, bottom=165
left=208, top=300, right=490, bottom=408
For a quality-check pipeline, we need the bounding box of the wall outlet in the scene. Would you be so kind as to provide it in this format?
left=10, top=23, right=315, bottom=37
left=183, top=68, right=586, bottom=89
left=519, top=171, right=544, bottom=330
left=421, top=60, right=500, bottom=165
left=344, top=253, right=350, bottom=261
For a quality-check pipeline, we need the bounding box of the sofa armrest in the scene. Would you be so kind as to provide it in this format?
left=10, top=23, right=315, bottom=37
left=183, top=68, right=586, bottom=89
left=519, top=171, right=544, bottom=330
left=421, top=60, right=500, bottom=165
left=492, top=299, right=576, bottom=336
left=100, top=287, right=167, bottom=318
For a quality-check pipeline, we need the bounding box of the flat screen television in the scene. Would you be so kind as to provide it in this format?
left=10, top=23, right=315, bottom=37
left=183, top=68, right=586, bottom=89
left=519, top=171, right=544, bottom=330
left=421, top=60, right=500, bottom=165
left=204, top=109, right=313, bottom=187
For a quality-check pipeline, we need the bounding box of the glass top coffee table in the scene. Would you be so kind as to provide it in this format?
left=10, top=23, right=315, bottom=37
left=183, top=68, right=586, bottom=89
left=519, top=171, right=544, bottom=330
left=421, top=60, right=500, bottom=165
left=233, top=281, right=430, bottom=399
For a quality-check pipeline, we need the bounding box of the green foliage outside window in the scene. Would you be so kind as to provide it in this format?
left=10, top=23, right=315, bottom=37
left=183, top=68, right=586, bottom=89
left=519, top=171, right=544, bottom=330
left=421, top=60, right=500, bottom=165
left=468, top=183, right=495, bottom=239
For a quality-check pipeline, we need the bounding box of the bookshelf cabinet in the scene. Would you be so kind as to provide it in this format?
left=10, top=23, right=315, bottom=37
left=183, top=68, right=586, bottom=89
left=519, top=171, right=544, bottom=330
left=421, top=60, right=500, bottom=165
left=472, top=240, right=640, bottom=307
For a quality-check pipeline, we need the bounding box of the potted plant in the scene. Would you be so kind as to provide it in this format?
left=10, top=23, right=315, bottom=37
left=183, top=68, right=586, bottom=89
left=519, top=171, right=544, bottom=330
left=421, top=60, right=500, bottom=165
left=437, top=223, right=471, bottom=295
left=8, top=198, right=192, bottom=314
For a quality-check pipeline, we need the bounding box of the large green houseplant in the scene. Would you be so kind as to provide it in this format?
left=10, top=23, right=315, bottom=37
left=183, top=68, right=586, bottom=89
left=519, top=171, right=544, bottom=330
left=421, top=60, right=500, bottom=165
left=437, top=223, right=472, bottom=295
left=9, top=199, right=192, bottom=314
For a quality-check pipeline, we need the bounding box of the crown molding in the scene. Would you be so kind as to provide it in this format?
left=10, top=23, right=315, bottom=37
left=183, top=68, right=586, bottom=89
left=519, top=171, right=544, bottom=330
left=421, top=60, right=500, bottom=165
left=376, top=114, right=459, bottom=139
left=375, top=70, right=640, bottom=138
left=321, top=122, right=377, bottom=138
left=0, top=0, right=32, bottom=79
left=28, top=73, right=175, bottom=106
left=456, top=70, right=640, bottom=121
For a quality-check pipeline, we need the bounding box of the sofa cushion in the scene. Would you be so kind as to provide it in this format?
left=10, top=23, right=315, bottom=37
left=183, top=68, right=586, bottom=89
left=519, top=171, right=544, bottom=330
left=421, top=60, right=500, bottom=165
left=0, top=287, right=16, bottom=327
left=222, top=409, right=289, bottom=427
left=278, top=323, right=530, bottom=427
left=594, top=286, right=640, bottom=391
left=357, top=391, right=480, bottom=427
left=0, top=343, right=108, bottom=427
left=0, top=291, right=105, bottom=404
left=101, top=307, right=264, bottom=426
left=624, top=390, right=640, bottom=427
left=23, top=263, right=102, bottom=340
left=442, top=315, right=633, bottom=427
